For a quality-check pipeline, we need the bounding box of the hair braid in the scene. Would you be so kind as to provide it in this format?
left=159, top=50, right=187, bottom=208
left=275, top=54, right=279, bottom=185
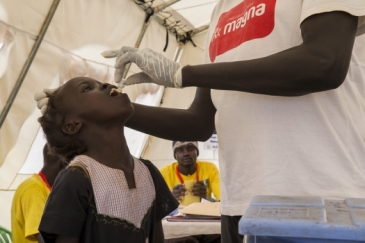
left=38, top=92, right=87, bottom=162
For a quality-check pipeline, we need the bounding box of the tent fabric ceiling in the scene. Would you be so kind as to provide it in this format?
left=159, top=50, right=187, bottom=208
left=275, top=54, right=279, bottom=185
left=168, top=0, right=218, bottom=29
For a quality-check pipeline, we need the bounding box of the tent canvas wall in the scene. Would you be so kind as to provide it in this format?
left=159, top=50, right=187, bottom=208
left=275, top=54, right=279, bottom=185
left=0, top=0, right=219, bottom=229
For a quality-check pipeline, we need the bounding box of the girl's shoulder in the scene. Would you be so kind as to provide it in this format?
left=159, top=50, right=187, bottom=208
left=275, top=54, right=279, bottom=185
left=53, top=163, right=91, bottom=191
left=137, top=158, right=165, bottom=184
left=137, top=158, right=161, bottom=178
left=137, top=157, right=153, bottom=166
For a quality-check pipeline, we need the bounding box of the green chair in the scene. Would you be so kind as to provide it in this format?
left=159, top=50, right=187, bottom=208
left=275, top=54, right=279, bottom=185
left=0, top=226, right=12, bottom=243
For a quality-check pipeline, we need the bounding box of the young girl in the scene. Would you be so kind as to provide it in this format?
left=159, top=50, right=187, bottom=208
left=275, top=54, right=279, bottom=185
left=35, top=77, right=179, bottom=243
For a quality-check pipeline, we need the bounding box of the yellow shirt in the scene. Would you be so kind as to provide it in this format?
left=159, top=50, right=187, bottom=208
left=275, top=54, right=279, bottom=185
left=159, top=161, right=220, bottom=201
left=11, top=174, right=50, bottom=243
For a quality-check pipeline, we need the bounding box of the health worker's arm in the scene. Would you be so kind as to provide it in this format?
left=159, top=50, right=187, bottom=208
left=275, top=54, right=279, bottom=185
left=126, top=87, right=216, bottom=141
left=125, top=11, right=358, bottom=141
left=183, top=11, right=358, bottom=96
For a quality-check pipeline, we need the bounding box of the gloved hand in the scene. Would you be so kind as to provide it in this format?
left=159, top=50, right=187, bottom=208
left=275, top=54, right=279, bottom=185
left=101, top=46, right=183, bottom=88
left=34, top=88, right=57, bottom=115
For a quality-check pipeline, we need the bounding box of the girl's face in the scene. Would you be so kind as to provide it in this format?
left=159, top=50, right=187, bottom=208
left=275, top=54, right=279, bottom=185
left=57, top=77, right=134, bottom=125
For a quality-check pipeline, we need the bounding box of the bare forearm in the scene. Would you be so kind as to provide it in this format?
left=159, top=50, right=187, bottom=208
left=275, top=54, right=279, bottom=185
left=126, top=87, right=216, bottom=140
left=183, top=12, right=357, bottom=96
left=183, top=50, right=334, bottom=96
left=126, top=103, right=214, bottom=141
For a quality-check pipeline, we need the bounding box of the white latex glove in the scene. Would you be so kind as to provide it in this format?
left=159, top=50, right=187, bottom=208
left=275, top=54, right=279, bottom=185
left=101, top=47, right=183, bottom=88
left=34, top=88, right=57, bottom=115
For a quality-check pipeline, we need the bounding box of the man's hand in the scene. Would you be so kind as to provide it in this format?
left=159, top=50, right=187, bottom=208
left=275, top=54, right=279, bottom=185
left=101, top=46, right=182, bottom=88
left=172, top=184, right=186, bottom=202
left=191, top=181, right=207, bottom=199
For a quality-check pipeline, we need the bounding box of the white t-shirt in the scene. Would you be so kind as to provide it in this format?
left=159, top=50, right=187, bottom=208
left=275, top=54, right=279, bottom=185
left=203, top=0, right=365, bottom=216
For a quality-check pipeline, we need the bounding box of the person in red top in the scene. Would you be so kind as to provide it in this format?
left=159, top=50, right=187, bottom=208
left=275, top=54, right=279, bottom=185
left=11, top=144, right=67, bottom=243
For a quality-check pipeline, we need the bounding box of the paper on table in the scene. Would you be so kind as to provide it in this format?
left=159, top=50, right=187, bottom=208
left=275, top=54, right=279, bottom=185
left=167, top=216, right=220, bottom=222
left=179, top=202, right=221, bottom=217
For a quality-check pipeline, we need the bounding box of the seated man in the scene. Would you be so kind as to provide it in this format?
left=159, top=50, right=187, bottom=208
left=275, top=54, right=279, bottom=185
left=160, top=141, right=221, bottom=243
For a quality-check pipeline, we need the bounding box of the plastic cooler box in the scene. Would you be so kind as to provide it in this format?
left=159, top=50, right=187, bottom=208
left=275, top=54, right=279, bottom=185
left=239, top=195, right=365, bottom=243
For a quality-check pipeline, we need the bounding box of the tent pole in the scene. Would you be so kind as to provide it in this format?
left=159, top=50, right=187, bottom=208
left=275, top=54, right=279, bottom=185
left=122, top=16, right=152, bottom=79
left=157, top=22, right=209, bottom=108
left=173, top=42, right=184, bottom=63
left=122, top=0, right=181, bottom=79
left=133, top=0, right=181, bottom=49
left=158, top=42, right=184, bottom=107
left=0, top=0, right=61, bottom=129
left=136, top=0, right=181, bottom=13
left=140, top=42, right=184, bottom=158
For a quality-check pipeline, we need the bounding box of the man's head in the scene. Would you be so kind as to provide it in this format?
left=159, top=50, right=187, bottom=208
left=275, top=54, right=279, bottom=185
left=172, top=141, right=199, bottom=168
left=43, top=143, right=67, bottom=168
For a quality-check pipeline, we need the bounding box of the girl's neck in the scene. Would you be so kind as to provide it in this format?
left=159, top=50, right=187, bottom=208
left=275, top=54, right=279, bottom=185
left=83, top=128, right=133, bottom=171
left=84, top=137, right=136, bottom=189
left=85, top=144, right=136, bottom=189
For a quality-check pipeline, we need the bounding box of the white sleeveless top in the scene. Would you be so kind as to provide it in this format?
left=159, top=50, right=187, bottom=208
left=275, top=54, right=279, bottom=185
left=70, top=155, right=155, bottom=228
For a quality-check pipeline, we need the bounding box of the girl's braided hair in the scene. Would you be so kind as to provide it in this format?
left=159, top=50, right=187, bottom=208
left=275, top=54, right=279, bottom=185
left=38, top=90, right=87, bottom=162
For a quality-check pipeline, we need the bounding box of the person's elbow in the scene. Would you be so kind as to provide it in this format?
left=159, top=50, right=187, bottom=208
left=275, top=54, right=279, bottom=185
left=198, top=127, right=216, bottom=141
left=193, top=122, right=216, bottom=141
left=307, top=50, right=351, bottom=93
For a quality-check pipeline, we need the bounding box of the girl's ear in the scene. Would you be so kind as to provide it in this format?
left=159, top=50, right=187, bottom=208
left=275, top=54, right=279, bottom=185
left=62, top=121, right=82, bottom=135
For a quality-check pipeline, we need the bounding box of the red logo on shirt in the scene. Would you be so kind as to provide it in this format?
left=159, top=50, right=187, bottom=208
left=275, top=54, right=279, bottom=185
left=209, top=0, right=276, bottom=62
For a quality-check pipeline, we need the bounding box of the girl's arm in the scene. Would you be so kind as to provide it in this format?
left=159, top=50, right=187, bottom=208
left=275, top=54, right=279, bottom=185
left=35, top=233, right=45, bottom=243
left=39, top=168, right=89, bottom=243
left=56, top=236, right=79, bottom=243
left=153, top=220, right=164, bottom=242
